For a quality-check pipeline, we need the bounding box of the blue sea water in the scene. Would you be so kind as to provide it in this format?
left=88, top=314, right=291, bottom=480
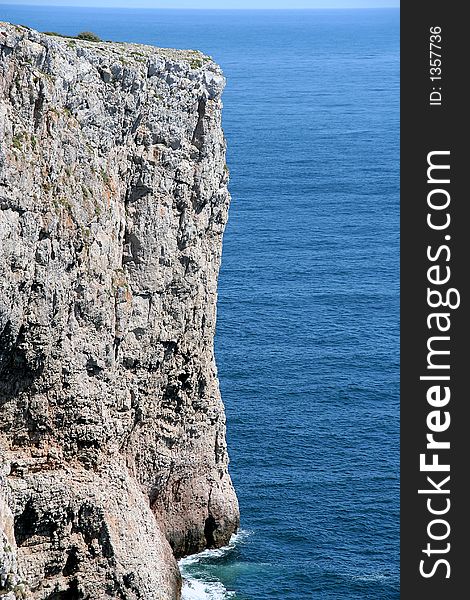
left=0, top=5, right=399, bottom=599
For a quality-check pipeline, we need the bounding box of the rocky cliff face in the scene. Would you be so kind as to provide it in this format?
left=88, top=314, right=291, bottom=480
left=0, top=22, right=239, bottom=599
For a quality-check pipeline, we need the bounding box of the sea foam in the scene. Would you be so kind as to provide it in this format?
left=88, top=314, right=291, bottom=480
left=181, top=578, right=235, bottom=600
left=180, top=531, right=250, bottom=600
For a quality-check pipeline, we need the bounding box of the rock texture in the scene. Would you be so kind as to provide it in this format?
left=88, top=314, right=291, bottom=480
left=1, top=460, right=28, bottom=599
left=0, top=22, right=239, bottom=599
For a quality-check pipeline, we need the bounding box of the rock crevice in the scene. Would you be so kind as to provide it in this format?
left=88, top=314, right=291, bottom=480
left=0, top=22, right=239, bottom=599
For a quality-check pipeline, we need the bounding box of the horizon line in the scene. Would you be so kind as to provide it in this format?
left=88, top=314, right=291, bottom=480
left=1, top=4, right=400, bottom=10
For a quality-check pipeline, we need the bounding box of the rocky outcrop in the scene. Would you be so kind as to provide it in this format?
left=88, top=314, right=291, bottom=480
left=0, top=22, right=238, bottom=599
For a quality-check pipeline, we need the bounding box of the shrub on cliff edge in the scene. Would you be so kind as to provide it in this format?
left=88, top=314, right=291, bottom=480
left=77, top=31, right=102, bottom=42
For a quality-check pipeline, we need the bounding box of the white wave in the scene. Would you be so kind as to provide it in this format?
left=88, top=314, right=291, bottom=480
left=181, top=577, right=235, bottom=600
left=180, top=530, right=251, bottom=568
left=179, top=530, right=250, bottom=600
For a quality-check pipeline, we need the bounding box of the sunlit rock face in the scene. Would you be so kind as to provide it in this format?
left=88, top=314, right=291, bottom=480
left=0, top=22, right=239, bottom=599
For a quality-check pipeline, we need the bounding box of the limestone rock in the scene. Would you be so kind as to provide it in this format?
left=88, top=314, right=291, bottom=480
left=1, top=460, right=29, bottom=599
left=0, top=22, right=239, bottom=599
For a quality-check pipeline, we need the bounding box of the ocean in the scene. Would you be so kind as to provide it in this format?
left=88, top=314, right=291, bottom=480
left=0, top=5, right=400, bottom=599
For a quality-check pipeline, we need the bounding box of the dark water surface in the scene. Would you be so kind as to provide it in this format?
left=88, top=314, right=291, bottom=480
left=0, top=6, right=400, bottom=599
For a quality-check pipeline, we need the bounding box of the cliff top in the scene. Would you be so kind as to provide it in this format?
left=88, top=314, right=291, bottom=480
left=0, top=21, right=219, bottom=74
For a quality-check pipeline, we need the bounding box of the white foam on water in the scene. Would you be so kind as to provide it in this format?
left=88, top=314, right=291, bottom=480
left=181, top=577, right=235, bottom=600
left=179, top=530, right=250, bottom=600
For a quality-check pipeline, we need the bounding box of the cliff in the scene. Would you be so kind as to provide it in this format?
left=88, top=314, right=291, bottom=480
left=0, top=22, right=239, bottom=599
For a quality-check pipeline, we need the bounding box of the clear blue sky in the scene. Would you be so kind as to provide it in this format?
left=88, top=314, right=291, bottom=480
left=2, top=1, right=400, bottom=9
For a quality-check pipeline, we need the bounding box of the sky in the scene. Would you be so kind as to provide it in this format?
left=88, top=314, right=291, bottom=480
left=1, top=0, right=400, bottom=9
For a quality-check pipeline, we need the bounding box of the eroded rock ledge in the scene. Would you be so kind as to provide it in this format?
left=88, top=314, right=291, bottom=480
left=0, top=22, right=239, bottom=599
